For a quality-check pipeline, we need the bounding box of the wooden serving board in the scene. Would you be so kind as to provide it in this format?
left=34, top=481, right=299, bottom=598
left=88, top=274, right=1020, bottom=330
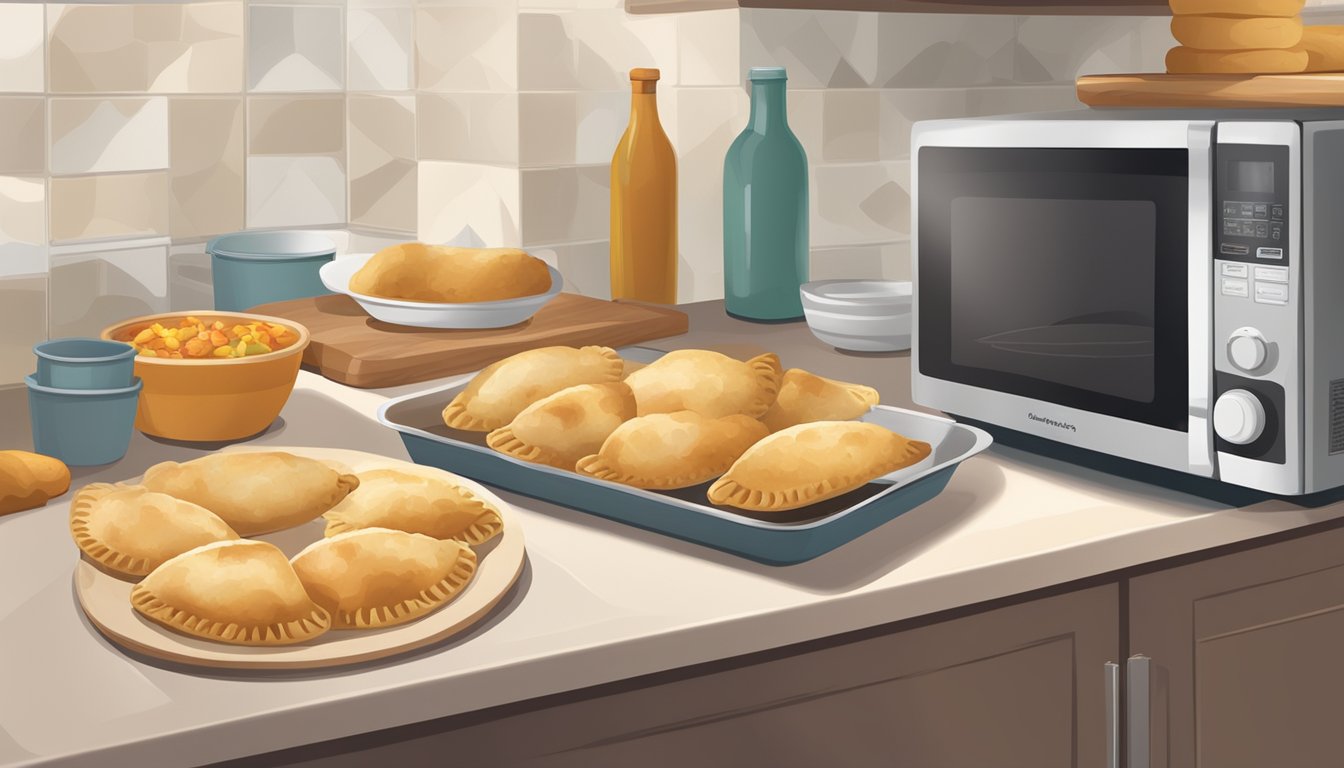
left=1077, top=73, right=1344, bottom=108
left=249, top=293, right=689, bottom=389
left=74, top=446, right=526, bottom=670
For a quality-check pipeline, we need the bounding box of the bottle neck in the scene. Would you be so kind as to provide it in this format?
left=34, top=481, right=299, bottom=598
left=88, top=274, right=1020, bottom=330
left=629, top=88, right=660, bottom=128
left=749, top=81, right=787, bottom=133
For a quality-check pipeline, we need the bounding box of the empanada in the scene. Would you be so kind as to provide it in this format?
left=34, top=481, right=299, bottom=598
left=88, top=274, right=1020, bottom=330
left=131, top=540, right=331, bottom=646
left=760, top=369, right=880, bottom=432
left=141, top=452, right=359, bottom=536
left=625, top=350, right=782, bottom=419
left=291, top=528, right=478, bottom=629
left=708, top=422, right=932, bottom=512
left=576, top=411, right=769, bottom=490
left=349, top=242, right=552, bottom=304
left=442, top=345, right=623, bottom=432
left=487, top=382, right=637, bottom=470
left=70, top=483, right=239, bottom=579
left=324, top=468, right=504, bottom=545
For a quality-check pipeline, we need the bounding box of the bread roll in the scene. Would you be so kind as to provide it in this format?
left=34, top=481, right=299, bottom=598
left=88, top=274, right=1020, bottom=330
left=0, top=450, right=71, bottom=516
left=1169, top=0, right=1303, bottom=17
left=1299, top=26, right=1344, bottom=72
left=1166, top=46, right=1308, bottom=73
left=1171, top=15, right=1304, bottom=51
left=349, top=243, right=553, bottom=304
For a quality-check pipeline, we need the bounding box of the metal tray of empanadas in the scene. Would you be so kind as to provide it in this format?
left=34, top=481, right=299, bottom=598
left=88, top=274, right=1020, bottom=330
left=376, top=349, right=992, bottom=565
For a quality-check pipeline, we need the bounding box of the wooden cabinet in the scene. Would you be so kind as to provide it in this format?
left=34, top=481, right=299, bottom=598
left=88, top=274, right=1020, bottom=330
left=229, top=585, right=1118, bottom=768
left=1128, top=525, right=1344, bottom=768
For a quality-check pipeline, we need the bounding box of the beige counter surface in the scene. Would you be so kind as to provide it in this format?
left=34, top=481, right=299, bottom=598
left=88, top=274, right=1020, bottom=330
left=2, top=301, right=1340, bottom=767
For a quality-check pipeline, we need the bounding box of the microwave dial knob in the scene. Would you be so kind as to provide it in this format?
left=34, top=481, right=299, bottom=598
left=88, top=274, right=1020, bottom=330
left=1228, top=327, right=1267, bottom=372
left=1214, top=389, right=1266, bottom=445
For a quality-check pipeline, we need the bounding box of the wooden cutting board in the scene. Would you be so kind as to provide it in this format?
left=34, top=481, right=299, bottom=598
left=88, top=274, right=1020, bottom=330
left=1077, top=73, right=1344, bottom=108
left=248, top=293, right=688, bottom=388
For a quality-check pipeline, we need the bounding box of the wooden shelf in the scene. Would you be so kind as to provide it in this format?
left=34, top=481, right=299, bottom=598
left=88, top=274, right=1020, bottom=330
left=1078, top=73, right=1344, bottom=108
left=628, top=0, right=1169, bottom=15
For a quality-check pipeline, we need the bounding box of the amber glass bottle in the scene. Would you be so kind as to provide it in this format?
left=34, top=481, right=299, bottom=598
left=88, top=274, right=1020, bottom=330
left=610, top=68, right=677, bottom=304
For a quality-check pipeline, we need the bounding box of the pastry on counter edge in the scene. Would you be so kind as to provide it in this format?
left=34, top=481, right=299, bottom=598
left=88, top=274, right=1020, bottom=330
left=0, top=450, right=71, bottom=516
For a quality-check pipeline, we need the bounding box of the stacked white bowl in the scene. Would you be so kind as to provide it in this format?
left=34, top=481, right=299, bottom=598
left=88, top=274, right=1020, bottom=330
left=800, top=280, right=912, bottom=353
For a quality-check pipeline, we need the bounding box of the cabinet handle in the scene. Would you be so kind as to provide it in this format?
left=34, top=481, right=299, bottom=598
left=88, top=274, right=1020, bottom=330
left=1105, top=661, right=1119, bottom=768
left=1127, top=654, right=1151, bottom=768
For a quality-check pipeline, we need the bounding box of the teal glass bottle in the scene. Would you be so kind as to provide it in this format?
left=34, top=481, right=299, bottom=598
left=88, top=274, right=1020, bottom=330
left=723, top=66, right=809, bottom=322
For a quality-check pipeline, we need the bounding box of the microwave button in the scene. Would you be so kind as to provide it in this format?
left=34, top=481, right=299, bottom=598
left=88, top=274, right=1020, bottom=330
left=1220, top=244, right=1250, bottom=257
left=1257, top=246, right=1283, bottom=260
left=1254, top=282, right=1288, bottom=304
left=1254, top=265, right=1289, bottom=283
left=1241, top=203, right=1256, bottom=217
left=1271, top=225, right=1283, bottom=241
left=1222, top=278, right=1250, bottom=297
left=1223, top=203, right=1239, bottom=217
left=1255, top=222, right=1269, bottom=238
left=1272, top=205, right=1285, bottom=220
left=1221, top=262, right=1249, bottom=277
left=1254, top=204, right=1269, bottom=219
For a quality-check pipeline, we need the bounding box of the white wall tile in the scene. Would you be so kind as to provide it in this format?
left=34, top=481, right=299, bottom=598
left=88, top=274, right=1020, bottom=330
left=250, top=5, right=345, bottom=92
left=246, top=156, right=346, bottom=228
left=518, top=91, right=626, bottom=167
left=0, top=275, right=45, bottom=386
left=529, top=240, right=610, bottom=299
left=878, top=88, right=967, bottom=160
left=349, top=6, right=413, bottom=92
left=874, top=13, right=1016, bottom=87
left=50, top=98, right=169, bottom=176
left=49, top=242, right=169, bottom=339
left=0, top=98, right=44, bottom=175
left=349, top=94, right=416, bottom=234
left=0, top=177, right=46, bottom=279
left=1015, top=15, right=1148, bottom=83
left=964, top=84, right=1083, bottom=117
left=418, top=92, right=519, bottom=165
left=168, top=243, right=213, bottom=312
left=740, top=9, right=880, bottom=89
left=519, top=165, right=608, bottom=246
left=417, top=161, right=521, bottom=247
left=811, top=161, right=909, bottom=247
left=809, top=241, right=910, bottom=281
left=518, top=9, right=679, bottom=91
left=679, top=9, right=742, bottom=87
left=416, top=6, right=517, bottom=92
left=0, top=5, right=44, bottom=93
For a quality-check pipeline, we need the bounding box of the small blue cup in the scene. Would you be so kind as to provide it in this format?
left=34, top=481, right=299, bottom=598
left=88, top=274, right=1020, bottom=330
left=26, top=375, right=142, bottom=466
left=34, top=338, right=137, bottom=390
left=209, top=231, right=337, bottom=311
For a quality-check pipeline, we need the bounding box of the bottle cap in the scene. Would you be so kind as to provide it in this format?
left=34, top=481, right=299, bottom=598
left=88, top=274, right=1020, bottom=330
left=748, top=67, right=788, bottom=81
left=630, top=68, right=661, bottom=81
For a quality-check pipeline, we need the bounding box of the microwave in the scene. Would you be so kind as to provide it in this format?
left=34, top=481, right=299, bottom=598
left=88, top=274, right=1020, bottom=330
left=911, top=110, right=1344, bottom=495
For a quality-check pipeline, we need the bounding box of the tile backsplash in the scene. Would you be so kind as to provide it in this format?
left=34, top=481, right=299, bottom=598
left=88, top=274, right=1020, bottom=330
left=2, top=0, right=1341, bottom=386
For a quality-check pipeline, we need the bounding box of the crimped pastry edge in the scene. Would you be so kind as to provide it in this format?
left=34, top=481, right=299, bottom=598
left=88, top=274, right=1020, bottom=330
left=321, top=471, right=505, bottom=546
left=743, top=352, right=784, bottom=418
left=69, top=483, right=240, bottom=580
left=574, top=453, right=732, bottom=491
left=293, top=530, right=480, bottom=630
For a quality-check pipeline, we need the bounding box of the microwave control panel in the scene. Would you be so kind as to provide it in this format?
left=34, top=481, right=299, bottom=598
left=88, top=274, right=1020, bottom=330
left=1214, top=143, right=1290, bottom=266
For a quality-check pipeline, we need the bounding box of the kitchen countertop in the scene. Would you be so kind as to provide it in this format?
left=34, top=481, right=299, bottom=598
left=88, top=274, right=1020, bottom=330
left=3, top=300, right=1343, bottom=767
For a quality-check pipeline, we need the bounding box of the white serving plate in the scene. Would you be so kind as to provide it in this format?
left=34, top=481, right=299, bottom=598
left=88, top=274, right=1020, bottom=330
left=320, top=253, right=564, bottom=329
left=74, top=446, right=526, bottom=670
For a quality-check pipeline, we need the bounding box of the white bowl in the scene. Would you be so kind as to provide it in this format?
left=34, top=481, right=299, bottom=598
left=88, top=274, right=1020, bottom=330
left=801, top=279, right=912, bottom=352
left=320, top=253, right=564, bottom=329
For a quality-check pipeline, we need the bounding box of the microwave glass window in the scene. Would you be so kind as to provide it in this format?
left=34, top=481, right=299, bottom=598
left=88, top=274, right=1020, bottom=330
left=1227, top=160, right=1274, bottom=195
left=949, top=197, right=1158, bottom=403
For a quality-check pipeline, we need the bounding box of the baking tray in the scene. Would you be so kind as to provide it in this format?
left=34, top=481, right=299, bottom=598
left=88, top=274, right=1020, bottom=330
left=376, top=350, right=992, bottom=565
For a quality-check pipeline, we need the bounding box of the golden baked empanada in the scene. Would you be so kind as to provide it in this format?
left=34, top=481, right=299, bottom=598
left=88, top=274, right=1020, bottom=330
left=324, top=468, right=504, bottom=545
left=621, top=358, right=647, bottom=379
left=291, top=528, right=478, bottom=629
left=576, top=411, right=769, bottom=490
left=142, top=452, right=359, bottom=536
left=487, top=382, right=637, bottom=470
left=625, top=349, right=782, bottom=419
left=442, top=345, right=623, bottom=432
left=70, top=483, right=239, bottom=579
left=760, top=369, right=880, bottom=432
left=349, top=242, right=552, bottom=303
left=708, top=422, right=932, bottom=512
left=131, top=540, right=331, bottom=646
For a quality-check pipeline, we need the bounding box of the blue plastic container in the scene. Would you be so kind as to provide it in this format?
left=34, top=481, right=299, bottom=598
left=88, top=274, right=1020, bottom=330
left=208, top=231, right=337, bottom=311
left=26, top=375, right=142, bottom=466
left=34, top=338, right=136, bottom=389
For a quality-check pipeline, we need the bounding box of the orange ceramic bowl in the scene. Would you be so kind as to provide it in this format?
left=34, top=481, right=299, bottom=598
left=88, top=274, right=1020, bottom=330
left=100, top=311, right=311, bottom=442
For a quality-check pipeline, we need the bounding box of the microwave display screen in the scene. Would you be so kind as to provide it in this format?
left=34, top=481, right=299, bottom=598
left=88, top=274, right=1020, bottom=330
left=1227, top=160, right=1274, bottom=195
left=949, top=197, right=1157, bottom=403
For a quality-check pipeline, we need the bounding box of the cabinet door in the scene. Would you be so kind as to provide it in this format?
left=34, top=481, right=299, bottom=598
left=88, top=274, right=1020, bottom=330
left=1129, top=524, right=1344, bottom=767
left=244, top=585, right=1118, bottom=768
